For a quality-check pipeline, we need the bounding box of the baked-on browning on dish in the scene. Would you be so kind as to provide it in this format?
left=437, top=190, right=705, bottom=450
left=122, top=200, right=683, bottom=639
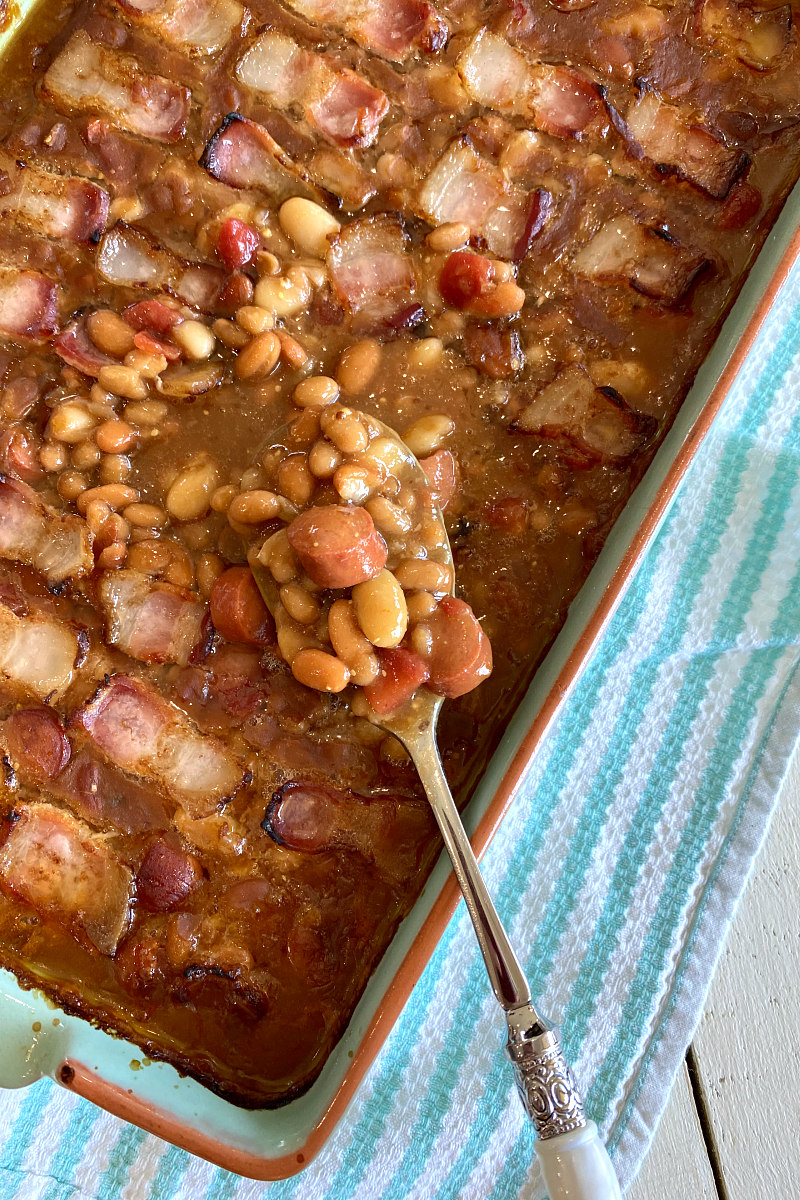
left=0, top=0, right=798, bottom=1108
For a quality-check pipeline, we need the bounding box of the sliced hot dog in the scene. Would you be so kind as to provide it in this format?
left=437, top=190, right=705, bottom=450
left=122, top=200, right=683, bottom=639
left=419, top=449, right=457, bottom=511
left=364, top=646, right=430, bottom=715
left=425, top=595, right=492, bottom=698
left=287, top=504, right=387, bottom=589
left=210, top=566, right=275, bottom=646
left=1, top=707, right=71, bottom=782
left=136, top=837, right=202, bottom=912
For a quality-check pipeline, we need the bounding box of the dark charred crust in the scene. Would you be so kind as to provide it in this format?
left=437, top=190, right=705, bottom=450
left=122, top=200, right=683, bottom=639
left=74, top=626, right=90, bottom=669
left=261, top=788, right=286, bottom=845
left=198, top=111, right=242, bottom=173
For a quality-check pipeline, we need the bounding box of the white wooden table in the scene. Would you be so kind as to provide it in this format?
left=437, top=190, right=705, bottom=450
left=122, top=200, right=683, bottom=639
left=628, top=745, right=800, bottom=1198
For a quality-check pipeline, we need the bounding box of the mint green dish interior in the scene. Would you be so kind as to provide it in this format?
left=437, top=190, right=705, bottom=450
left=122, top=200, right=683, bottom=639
left=2, top=0, right=800, bottom=1172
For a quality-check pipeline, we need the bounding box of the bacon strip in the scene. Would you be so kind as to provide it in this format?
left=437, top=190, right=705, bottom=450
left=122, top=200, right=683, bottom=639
left=328, top=215, right=418, bottom=328
left=418, top=138, right=551, bottom=260
left=96, top=223, right=225, bottom=312
left=99, top=569, right=208, bottom=667
left=0, top=268, right=58, bottom=340
left=114, top=0, right=243, bottom=56
left=0, top=474, right=93, bottom=584
left=611, top=90, right=747, bottom=199
left=237, top=32, right=389, bottom=148
left=72, top=674, right=247, bottom=816
left=573, top=215, right=709, bottom=305
left=0, top=154, right=108, bottom=245
left=0, top=603, right=79, bottom=702
left=42, top=31, right=191, bottom=144
left=514, top=365, right=656, bottom=464
left=53, top=314, right=117, bottom=378
left=0, top=803, right=132, bottom=955
left=200, top=114, right=318, bottom=202
left=281, top=0, right=447, bottom=61
left=457, top=30, right=600, bottom=139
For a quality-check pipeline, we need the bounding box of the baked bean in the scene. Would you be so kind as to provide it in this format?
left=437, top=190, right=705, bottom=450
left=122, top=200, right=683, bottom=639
left=276, top=457, right=315, bottom=508
left=71, top=440, right=101, bottom=471
left=308, top=439, right=342, bottom=479
left=277, top=332, right=308, bottom=369
left=97, top=364, right=149, bottom=400
left=77, top=483, right=138, bottom=514
left=124, top=348, right=168, bottom=379
left=365, top=495, right=412, bottom=538
left=336, top=339, right=382, bottom=395
left=406, top=338, right=444, bottom=371
left=406, top=590, right=438, bottom=622
left=95, top=511, right=130, bottom=548
left=320, top=406, right=369, bottom=454
left=123, top=400, right=168, bottom=427
left=352, top=569, right=408, bottom=648
left=276, top=610, right=319, bottom=662
left=95, top=419, right=137, bottom=454
left=160, top=543, right=194, bottom=589
left=127, top=538, right=171, bottom=576
left=291, top=647, right=350, bottom=692
left=235, top=306, right=274, bottom=336
left=99, top=453, right=132, bottom=484
left=254, top=267, right=311, bottom=318
left=279, top=581, right=321, bottom=625
left=39, top=441, right=68, bottom=473
left=228, top=489, right=281, bottom=524
left=84, top=498, right=112, bottom=537
left=426, top=222, right=470, bottom=253
left=87, top=309, right=136, bottom=358
left=403, top=414, right=455, bottom=459
left=213, top=318, right=250, bottom=349
left=96, top=541, right=128, bottom=570
left=166, top=460, right=219, bottom=522
left=196, top=552, right=225, bottom=598
left=124, top=502, right=168, bottom=529
left=287, top=409, right=321, bottom=448
left=235, top=331, right=281, bottom=380
left=328, top=598, right=380, bottom=686
left=293, top=375, right=339, bottom=409
left=47, top=403, right=96, bottom=444
left=394, top=558, right=453, bottom=594
left=410, top=624, right=434, bottom=658
left=172, top=319, right=216, bottom=360
left=57, top=470, right=88, bottom=501
left=362, top=436, right=410, bottom=477
left=239, top=465, right=265, bottom=492
left=279, top=197, right=341, bottom=258
left=211, top=483, right=237, bottom=513
left=257, top=529, right=299, bottom=584
left=333, top=462, right=378, bottom=504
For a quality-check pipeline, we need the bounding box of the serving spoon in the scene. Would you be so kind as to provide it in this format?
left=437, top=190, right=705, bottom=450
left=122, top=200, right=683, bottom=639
left=249, top=411, right=621, bottom=1200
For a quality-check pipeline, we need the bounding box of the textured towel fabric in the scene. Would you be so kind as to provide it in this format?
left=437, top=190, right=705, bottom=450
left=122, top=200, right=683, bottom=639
left=3, top=257, right=800, bottom=1200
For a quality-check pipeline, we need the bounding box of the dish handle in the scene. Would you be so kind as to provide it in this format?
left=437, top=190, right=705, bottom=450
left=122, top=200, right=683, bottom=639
left=0, top=980, right=67, bottom=1088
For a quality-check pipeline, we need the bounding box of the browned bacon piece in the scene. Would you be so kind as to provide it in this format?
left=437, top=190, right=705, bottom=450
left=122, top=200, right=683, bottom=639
left=0, top=269, right=58, bottom=340
left=96, top=223, right=225, bottom=312
left=0, top=603, right=80, bottom=702
left=53, top=314, right=117, bottom=378
left=327, top=215, right=419, bottom=329
left=514, top=364, right=657, bottom=464
left=0, top=803, right=133, bottom=955
left=0, top=155, right=108, bottom=245
left=611, top=90, right=747, bottom=199
left=237, top=31, right=389, bottom=148
left=457, top=31, right=601, bottom=139
left=281, top=0, right=447, bottom=62
left=573, top=215, right=709, bottom=305
left=98, top=569, right=208, bottom=667
left=72, top=674, right=248, bottom=816
left=113, top=0, right=243, bottom=56
left=0, top=474, right=93, bottom=584
left=42, top=31, right=191, bottom=144
left=200, top=114, right=318, bottom=203
left=263, top=780, right=435, bottom=880
left=418, top=138, right=551, bottom=261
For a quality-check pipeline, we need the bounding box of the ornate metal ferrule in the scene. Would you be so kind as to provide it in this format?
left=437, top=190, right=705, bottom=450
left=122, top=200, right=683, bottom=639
left=506, top=1004, right=586, bottom=1140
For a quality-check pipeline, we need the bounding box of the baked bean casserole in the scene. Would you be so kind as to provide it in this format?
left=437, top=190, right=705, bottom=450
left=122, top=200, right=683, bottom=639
left=0, top=0, right=798, bottom=1108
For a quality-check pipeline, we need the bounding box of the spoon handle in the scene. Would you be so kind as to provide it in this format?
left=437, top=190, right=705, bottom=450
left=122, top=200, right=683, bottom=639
left=403, top=729, right=620, bottom=1200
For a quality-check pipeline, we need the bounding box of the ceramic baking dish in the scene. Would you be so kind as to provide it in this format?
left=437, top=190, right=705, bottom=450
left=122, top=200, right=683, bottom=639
left=2, top=0, right=800, bottom=1179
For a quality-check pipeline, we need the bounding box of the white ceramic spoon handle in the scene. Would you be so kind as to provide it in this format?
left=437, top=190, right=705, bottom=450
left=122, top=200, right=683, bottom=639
left=506, top=1010, right=620, bottom=1200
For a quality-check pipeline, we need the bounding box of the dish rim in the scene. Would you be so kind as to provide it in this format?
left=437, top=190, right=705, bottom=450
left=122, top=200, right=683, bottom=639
left=2, top=2, right=800, bottom=1180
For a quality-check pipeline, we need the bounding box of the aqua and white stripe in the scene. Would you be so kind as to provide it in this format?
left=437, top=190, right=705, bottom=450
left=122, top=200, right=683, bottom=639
left=4, top=261, right=800, bottom=1198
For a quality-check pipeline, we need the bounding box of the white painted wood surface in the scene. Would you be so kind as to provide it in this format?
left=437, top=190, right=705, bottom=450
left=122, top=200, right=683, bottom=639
left=628, top=747, right=800, bottom=1198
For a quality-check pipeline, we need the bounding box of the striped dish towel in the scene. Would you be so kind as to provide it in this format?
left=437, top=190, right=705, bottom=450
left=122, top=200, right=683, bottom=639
left=3, top=255, right=800, bottom=1199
